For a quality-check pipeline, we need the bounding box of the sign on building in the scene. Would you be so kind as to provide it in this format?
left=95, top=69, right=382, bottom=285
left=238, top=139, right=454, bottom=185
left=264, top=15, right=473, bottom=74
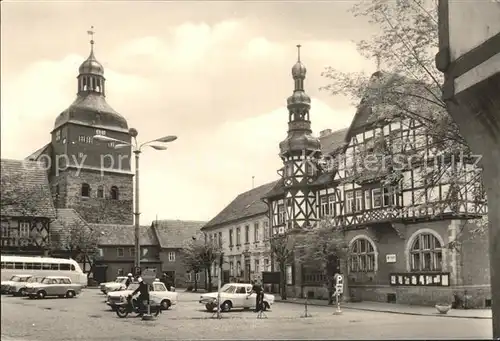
left=386, top=254, right=397, bottom=263
left=389, top=272, right=450, bottom=287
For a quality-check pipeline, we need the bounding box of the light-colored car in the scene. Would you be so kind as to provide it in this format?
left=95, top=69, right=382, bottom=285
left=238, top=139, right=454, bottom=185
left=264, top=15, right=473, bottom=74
left=199, top=283, right=275, bottom=312
left=100, top=276, right=128, bottom=294
left=9, top=275, right=45, bottom=296
left=25, top=276, right=82, bottom=299
left=1, top=274, right=33, bottom=294
left=106, top=281, right=178, bottom=310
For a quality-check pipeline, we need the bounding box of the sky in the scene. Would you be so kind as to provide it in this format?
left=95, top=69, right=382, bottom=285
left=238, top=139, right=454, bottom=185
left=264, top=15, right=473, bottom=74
left=1, top=1, right=377, bottom=225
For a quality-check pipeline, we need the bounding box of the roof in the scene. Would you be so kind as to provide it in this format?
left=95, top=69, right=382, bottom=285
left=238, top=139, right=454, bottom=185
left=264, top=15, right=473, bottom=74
left=153, top=220, right=207, bottom=249
left=89, top=223, right=157, bottom=246
left=26, top=143, right=51, bottom=162
left=50, top=209, right=90, bottom=249
left=262, top=179, right=285, bottom=199
left=0, top=159, right=56, bottom=219
left=319, top=128, right=349, bottom=155
left=203, top=182, right=277, bottom=229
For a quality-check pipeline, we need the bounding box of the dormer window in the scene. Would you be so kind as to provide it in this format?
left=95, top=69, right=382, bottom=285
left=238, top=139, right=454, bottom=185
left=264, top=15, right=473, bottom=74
left=95, top=129, right=106, bottom=136
left=81, top=183, right=90, bottom=197
left=110, top=186, right=119, bottom=200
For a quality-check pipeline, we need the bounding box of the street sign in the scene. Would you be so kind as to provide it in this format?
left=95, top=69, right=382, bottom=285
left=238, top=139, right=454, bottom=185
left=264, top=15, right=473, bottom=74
left=335, top=274, right=344, bottom=295
left=134, top=266, right=142, bottom=276
left=142, top=268, right=156, bottom=285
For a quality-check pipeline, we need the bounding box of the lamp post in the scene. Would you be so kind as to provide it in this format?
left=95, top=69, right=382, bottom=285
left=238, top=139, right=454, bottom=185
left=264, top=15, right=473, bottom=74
left=93, top=128, right=177, bottom=271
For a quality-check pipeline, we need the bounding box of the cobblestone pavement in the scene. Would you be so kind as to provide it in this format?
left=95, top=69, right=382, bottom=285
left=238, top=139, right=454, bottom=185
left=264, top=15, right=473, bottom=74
left=1, top=290, right=493, bottom=340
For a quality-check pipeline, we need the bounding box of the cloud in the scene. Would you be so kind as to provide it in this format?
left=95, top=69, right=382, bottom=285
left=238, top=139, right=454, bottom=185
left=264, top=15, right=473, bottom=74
left=1, top=17, right=366, bottom=224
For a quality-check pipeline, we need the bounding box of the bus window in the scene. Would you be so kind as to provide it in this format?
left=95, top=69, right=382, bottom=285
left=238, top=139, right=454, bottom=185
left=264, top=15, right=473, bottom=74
left=71, top=264, right=76, bottom=271
left=42, top=263, right=51, bottom=270
left=33, top=263, right=41, bottom=270
left=51, top=263, right=59, bottom=270
left=25, top=263, right=33, bottom=270
left=14, top=262, right=24, bottom=270
left=6, top=263, right=14, bottom=269
left=0, top=262, right=5, bottom=269
left=60, top=264, right=70, bottom=271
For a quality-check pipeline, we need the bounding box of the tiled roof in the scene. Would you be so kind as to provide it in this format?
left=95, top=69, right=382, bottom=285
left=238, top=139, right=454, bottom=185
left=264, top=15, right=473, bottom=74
left=0, top=159, right=56, bottom=218
left=153, top=220, right=207, bottom=249
left=319, top=128, right=349, bottom=155
left=203, top=181, right=277, bottom=229
left=262, top=178, right=285, bottom=199
left=89, top=223, right=157, bottom=246
left=26, top=143, right=51, bottom=161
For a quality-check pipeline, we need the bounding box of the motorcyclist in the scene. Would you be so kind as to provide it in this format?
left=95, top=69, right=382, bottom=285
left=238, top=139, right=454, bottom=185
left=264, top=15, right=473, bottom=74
left=129, top=276, right=149, bottom=313
left=125, top=273, right=133, bottom=288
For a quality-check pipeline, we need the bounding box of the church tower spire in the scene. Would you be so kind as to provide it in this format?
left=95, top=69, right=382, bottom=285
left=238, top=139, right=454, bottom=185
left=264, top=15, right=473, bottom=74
left=77, top=26, right=106, bottom=96
left=277, top=45, right=321, bottom=232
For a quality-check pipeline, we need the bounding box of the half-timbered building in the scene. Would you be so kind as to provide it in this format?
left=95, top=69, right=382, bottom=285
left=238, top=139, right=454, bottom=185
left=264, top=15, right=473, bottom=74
left=262, top=49, right=489, bottom=308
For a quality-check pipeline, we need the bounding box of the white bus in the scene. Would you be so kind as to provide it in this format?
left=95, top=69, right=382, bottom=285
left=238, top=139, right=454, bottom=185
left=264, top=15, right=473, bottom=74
left=0, top=255, right=87, bottom=286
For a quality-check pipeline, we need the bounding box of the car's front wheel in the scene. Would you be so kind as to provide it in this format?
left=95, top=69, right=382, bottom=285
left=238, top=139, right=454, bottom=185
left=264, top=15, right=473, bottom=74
left=160, top=299, right=171, bottom=310
left=205, top=303, right=215, bottom=312
left=220, top=301, right=232, bottom=312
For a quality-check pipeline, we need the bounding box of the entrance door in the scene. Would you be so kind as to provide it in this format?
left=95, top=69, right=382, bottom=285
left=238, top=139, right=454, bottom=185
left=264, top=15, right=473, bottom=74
left=93, top=265, right=108, bottom=284
left=244, top=260, right=251, bottom=283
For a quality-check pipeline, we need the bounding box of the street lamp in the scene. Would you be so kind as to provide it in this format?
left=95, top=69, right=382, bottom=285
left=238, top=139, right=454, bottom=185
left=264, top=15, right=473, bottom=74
left=93, top=128, right=177, bottom=272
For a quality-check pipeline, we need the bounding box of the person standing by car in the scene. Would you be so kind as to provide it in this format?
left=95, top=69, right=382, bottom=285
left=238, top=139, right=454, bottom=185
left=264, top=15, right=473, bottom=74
left=125, top=273, right=133, bottom=288
left=248, top=280, right=264, bottom=312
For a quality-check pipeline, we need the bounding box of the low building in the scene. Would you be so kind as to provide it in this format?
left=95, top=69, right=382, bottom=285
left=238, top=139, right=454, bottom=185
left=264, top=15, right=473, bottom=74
left=202, top=182, right=276, bottom=288
left=153, top=220, right=207, bottom=289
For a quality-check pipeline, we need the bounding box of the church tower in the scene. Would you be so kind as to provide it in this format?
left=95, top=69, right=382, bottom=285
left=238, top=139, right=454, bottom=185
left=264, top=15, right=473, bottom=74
left=48, top=28, right=133, bottom=225
left=278, top=45, right=321, bottom=231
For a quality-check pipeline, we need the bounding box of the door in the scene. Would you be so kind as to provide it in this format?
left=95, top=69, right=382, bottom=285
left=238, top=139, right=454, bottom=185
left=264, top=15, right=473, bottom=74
left=233, top=285, right=247, bottom=308
left=244, top=260, right=251, bottom=283
left=46, top=278, right=60, bottom=296
left=93, top=265, right=107, bottom=284
left=243, top=285, right=254, bottom=308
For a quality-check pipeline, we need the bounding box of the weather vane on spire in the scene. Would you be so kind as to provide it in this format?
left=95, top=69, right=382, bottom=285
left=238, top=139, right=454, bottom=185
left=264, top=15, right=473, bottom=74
left=297, top=44, right=302, bottom=62
left=87, top=26, right=95, bottom=46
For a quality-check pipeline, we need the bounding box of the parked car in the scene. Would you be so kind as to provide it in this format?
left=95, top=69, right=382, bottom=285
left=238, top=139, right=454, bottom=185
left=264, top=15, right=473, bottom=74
left=199, top=283, right=275, bottom=312
left=1, top=274, right=32, bottom=294
left=25, top=276, right=82, bottom=299
left=100, top=276, right=128, bottom=294
left=106, top=281, right=178, bottom=311
left=9, top=275, right=45, bottom=296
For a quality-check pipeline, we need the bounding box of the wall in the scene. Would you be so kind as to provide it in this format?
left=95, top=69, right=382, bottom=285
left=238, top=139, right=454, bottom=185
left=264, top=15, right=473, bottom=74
left=50, top=169, right=133, bottom=225
left=159, top=248, right=190, bottom=288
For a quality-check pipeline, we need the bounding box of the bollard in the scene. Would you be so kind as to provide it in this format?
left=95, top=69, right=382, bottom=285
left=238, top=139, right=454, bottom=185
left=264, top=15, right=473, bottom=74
left=333, top=293, right=342, bottom=315
left=301, top=297, right=312, bottom=318
left=142, top=300, right=154, bottom=320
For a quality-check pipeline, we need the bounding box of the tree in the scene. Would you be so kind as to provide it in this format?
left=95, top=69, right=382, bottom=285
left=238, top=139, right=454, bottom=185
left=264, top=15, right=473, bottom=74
left=295, top=219, right=350, bottom=304
left=269, top=232, right=294, bottom=300
left=321, top=0, right=487, bottom=234
left=180, top=235, right=221, bottom=292
left=50, top=218, right=100, bottom=277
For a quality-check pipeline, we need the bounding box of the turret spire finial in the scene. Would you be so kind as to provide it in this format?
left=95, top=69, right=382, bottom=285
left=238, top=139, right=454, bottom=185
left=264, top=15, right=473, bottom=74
left=297, top=44, right=301, bottom=62
left=87, top=26, right=95, bottom=51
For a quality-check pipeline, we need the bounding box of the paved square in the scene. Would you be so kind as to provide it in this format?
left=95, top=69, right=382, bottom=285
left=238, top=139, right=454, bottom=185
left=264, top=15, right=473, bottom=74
left=1, top=290, right=492, bottom=340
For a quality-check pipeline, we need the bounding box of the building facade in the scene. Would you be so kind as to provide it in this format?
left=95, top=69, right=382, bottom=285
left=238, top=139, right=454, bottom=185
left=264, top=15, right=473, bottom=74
left=202, top=183, right=275, bottom=289
left=262, top=48, right=489, bottom=307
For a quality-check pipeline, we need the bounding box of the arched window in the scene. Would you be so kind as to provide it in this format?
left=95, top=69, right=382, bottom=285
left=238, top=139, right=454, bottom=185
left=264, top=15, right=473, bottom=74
left=81, top=183, right=90, bottom=197
left=349, top=238, right=376, bottom=272
left=110, top=186, right=119, bottom=200
left=97, top=185, right=104, bottom=198
left=410, top=233, right=442, bottom=271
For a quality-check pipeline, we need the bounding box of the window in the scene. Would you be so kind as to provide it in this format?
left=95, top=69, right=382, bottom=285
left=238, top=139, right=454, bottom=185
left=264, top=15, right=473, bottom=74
left=55, top=130, right=61, bottom=141
left=79, top=135, right=86, bottom=143
left=19, top=221, right=30, bottom=238
left=168, top=251, right=175, bottom=262
left=277, top=204, right=285, bottom=225
left=79, top=135, right=93, bottom=144
left=254, top=260, right=260, bottom=273
left=86, top=136, right=92, bottom=144
left=229, top=229, right=234, bottom=247
left=81, top=183, right=90, bottom=197
left=110, top=186, right=119, bottom=200
left=236, top=261, right=241, bottom=276
left=355, top=190, right=363, bottom=212
left=345, top=192, right=354, bottom=213
left=410, top=233, right=442, bottom=271
left=364, top=190, right=371, bottom=210
left=95, top=129, right=106, bottom=136
left=253, top=222, right=259, bottom=242
left=186, top=272, right=192, bottom=282
left=51, top=263, right=59, bottom=270
left=328, top=195, right=336, bottom=216
left=230, top=262, right=234, bottom=276
left=97, top=185, right=104, bottom=198
left=60, top=263, right=70, bottom=271
left=129, top=247, right=135, bottom=257
left=245, top=225, right=250, bottom=244
left=108, top=142, right=115, bottom=148
left=264, top=258, right=269, bottom=271
left=350, top=238, right=376, bottom=272
left=286, top=164, right=293, bottom=177
left=263, top=221, right=269, bottom=240
left=236, top=227, right=241, bottom=245
left=117, top=248, right=124, bottom=257
left=320, top=196, right=328, bottom=217
left=383, top=187, right=396, bottom=207
left=306, top=162, right=315, bottom=176
left=372, top=188, right=382, bottom=208
left=218, top=232, right=222, bottom=247
left=195, top=272, right=200, bottom=281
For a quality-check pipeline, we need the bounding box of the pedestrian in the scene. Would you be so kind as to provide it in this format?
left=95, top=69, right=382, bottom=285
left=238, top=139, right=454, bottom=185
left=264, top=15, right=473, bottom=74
left=248, top=280, right=264, bottom=312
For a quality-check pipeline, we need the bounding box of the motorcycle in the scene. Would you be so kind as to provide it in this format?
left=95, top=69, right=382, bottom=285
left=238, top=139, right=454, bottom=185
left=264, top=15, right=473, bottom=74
left=115, top=295, right=162, bottom=318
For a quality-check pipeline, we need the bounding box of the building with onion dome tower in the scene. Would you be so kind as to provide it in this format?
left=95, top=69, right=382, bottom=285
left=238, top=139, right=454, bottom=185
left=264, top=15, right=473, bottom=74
left=27, top=32, right=133, bottom=226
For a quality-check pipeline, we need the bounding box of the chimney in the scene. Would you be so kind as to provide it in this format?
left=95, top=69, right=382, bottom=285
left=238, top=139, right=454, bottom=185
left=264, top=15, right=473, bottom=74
left=320, top=129, right=332, bottom=137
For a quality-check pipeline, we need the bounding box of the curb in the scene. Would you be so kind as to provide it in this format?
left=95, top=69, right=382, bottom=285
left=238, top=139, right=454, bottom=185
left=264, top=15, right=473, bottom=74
left=275, top=300, right=491, bottom=320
